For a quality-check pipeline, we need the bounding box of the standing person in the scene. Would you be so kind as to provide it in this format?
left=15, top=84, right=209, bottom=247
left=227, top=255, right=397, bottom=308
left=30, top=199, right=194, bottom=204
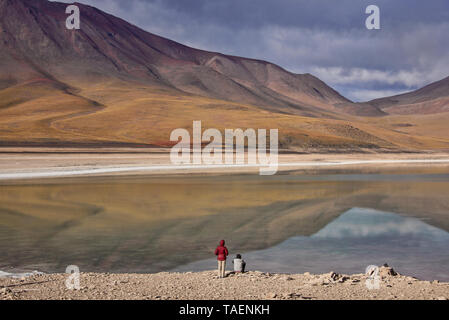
left=214, top=240, right=229, bottom=278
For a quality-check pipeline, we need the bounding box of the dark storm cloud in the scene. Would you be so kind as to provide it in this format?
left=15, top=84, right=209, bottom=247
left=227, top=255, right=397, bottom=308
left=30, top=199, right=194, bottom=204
left=54, top=0, right=449, bottom=101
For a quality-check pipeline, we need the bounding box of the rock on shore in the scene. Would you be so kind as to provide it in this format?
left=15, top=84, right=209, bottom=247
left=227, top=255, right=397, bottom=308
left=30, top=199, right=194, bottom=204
left=1, top=267, right=448, bottom=300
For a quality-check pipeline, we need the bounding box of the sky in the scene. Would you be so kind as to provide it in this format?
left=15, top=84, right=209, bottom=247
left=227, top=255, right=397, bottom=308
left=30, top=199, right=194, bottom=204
left=54, top=0, right=449, bottom=101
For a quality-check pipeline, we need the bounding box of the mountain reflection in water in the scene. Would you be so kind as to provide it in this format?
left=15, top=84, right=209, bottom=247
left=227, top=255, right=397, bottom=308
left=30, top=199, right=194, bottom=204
left=0, top=173, right=448, bottom=280
left=175, top=208, right=449, bottom=281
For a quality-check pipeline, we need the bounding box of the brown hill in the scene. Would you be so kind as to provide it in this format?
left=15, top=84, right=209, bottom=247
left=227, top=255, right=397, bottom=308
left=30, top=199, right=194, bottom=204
left=0, top=0, right=354, bottom=116
left=367, top=76, right=449, bottom=115
left=0, top=0, right=449, bottom=151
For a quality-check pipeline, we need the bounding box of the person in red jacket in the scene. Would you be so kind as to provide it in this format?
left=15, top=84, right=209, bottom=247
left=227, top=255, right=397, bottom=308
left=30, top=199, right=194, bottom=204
left=214, top=240, right=229, bottom=278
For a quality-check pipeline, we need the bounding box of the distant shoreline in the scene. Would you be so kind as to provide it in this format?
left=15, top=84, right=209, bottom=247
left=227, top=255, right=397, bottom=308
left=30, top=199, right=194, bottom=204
left=1, top=158, right=449, bottom=181
left=1, top=151, right=449, bottom=181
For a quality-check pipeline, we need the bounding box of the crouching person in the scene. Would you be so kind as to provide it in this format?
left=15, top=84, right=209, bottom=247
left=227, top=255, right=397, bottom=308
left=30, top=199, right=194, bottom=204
left=233, top=254, right=246, bottom=273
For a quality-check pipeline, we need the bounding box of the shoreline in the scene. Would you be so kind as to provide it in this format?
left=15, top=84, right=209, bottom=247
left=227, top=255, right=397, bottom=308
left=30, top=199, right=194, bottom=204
left=2, top=159, right=449, bottom=180
left=1, top=267, right=448, bottom=300
left=1, top=152, right=449, bottom=181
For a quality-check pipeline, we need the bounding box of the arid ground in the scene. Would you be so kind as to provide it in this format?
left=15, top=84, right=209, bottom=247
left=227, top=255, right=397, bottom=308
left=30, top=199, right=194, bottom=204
left=1, top=149, right=449, bottom=179
left=1, top=267, right=448, bottom=300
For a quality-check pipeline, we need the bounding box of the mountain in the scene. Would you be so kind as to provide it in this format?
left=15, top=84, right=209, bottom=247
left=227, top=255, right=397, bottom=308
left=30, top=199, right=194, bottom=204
left=0, top=0, right=449, bottom=151
left=366, top=76, right=449, bottom=115
left=0, top=0, right=353, bottom=116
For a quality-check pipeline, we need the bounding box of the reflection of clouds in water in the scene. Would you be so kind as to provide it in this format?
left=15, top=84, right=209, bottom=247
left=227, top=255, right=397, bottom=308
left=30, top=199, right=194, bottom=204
left=174, top=207, right=449, bottom=281
left=313, top=208, right=449, bottom=240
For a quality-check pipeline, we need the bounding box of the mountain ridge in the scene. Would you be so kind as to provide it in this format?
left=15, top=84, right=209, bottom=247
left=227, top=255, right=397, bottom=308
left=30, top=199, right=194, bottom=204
left=0, top=0, right=358, bottom=117
left=1, top=0, right=449, bottom=151
left=366, top=76, right=449, bottom=115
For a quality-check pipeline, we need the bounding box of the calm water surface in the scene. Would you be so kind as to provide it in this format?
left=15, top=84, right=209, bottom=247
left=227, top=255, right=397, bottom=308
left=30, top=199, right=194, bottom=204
left=175, top=208, right=449, bottom=281
left=0, top=172, right=448, bottom=280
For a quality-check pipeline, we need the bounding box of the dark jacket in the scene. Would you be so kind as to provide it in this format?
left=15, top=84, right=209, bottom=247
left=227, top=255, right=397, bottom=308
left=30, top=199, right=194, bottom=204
left=214, top=240, right=229, bottom=261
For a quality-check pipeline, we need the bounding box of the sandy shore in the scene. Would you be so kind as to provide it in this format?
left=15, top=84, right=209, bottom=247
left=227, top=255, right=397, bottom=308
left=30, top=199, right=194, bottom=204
left=1, top=267, right=448, bottom=300
left=1, top=149, right=449, bottom=180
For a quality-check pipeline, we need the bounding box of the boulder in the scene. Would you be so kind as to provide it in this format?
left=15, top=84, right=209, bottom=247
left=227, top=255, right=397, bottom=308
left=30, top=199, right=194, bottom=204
left=379, top=266, right=397, bottom=277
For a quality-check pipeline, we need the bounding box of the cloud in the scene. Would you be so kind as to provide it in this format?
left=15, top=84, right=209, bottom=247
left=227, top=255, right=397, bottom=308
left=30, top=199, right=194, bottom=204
left=51, top=0, right=449, bottom=101
left=344, top=89, right=409, bottom=102
left=313, top=208, right=449, bottom=239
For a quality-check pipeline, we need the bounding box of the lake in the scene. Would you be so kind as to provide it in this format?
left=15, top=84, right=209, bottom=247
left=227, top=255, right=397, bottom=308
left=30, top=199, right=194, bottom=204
left=1, top=171, right=448, bottom=281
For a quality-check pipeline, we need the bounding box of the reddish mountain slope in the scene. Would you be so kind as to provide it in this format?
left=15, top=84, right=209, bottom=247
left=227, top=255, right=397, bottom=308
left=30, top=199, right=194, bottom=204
left=0, top=0, right=357, bottom=117
left=1, top=0, right=449, bottom=151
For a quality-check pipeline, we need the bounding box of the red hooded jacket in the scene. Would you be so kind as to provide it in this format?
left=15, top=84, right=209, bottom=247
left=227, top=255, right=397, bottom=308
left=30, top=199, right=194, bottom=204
left=214, top=240, right=229, bottom=261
